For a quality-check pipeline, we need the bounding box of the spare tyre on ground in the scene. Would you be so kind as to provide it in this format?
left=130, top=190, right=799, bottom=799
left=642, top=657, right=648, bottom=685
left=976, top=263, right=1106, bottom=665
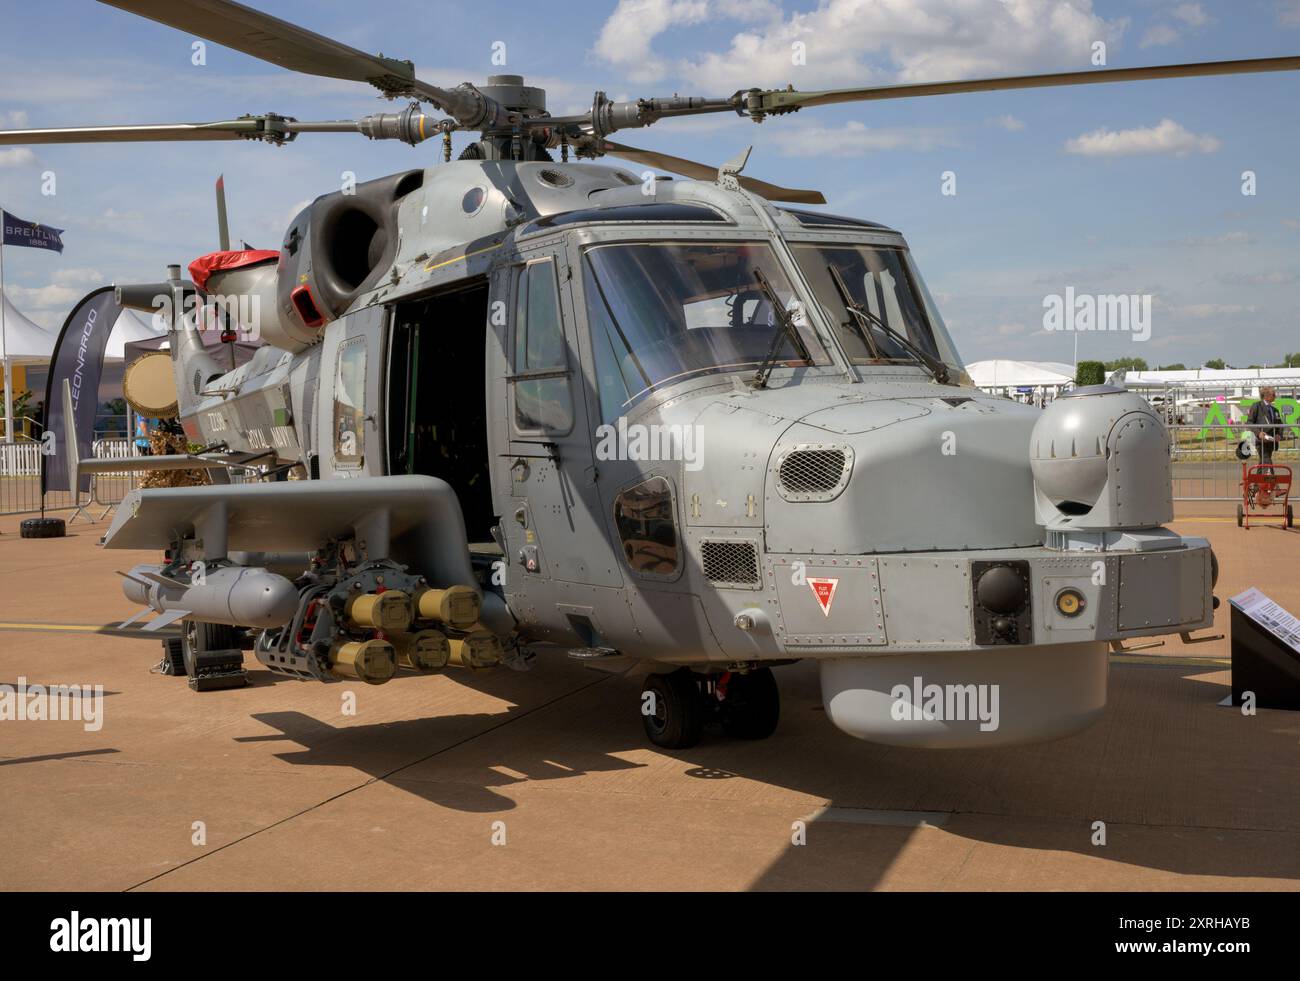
left=19, top=517, right=66, bottom=539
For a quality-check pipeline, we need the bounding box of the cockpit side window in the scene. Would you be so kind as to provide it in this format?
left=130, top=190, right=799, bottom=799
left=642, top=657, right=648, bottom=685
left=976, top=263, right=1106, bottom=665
left=512, top=258, right=574, bottom=435
left=333, top=337, right=366, bottom=467
left=613, top=475, right=680, bottom=577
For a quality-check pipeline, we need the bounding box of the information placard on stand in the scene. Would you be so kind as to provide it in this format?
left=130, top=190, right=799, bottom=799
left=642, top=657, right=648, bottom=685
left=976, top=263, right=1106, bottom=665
left=1230, top=587, right=1300, bottom=710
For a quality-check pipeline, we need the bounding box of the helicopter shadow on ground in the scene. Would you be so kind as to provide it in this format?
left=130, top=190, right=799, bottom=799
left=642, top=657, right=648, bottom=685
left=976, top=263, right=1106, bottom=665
left=715, top=661, right=1300, bottom=888
left=233, top=663, right=646, bottom=814
left=0, top=747, right=121, bottom=767
left=227, top=653, right=1300, bottom=885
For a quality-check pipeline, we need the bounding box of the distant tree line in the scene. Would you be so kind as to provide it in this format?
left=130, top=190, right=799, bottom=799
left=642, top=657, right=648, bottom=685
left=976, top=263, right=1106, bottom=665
left=1074, top=353, right=1300, bottom=385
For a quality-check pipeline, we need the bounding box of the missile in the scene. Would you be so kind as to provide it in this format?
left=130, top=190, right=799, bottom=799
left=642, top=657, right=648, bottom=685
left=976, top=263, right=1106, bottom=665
left=393, top=629, right=451, bottom=673
left=329, top=638, right=397, bottom=685
left=447, top=628, right=503, bottom=670
left=344, top=590, right=412, bottom=633
left=120, top=563, right=298, bottom=629
left=413, top=585, right=481, bottom=630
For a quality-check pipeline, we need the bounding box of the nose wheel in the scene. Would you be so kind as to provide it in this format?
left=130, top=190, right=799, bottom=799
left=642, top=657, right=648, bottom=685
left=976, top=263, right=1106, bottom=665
left=641, top=670, right=704, bottom=748
left=639, top=667, right=780, bottom=748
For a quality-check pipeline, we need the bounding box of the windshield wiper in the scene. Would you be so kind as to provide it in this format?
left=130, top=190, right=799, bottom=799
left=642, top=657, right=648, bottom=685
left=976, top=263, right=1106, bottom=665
left=826, top=263, right=950, bottom=385
left=750, top=268, right=813, bottom=389
left=826, top=263, right=882, bottom=359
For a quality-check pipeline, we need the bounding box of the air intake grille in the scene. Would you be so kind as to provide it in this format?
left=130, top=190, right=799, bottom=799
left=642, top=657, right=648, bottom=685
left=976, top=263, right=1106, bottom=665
left=537, top=168, right=575, bottom=188
left=700, top=540, right=761, bottom=587
left=776, top=446, right=852, bottom=501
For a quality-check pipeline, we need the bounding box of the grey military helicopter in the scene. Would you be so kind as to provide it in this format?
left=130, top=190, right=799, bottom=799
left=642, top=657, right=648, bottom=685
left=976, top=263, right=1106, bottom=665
left=5, top=0, right=1290, bottom=750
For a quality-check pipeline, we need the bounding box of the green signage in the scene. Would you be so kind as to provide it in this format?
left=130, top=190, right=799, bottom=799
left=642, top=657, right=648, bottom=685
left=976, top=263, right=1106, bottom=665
left=1197, top=397, right=1300, bottom=441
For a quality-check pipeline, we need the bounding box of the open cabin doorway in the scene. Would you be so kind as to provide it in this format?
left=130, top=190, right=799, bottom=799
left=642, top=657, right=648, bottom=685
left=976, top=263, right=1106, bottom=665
left=387, top=278, right=496, bottom=543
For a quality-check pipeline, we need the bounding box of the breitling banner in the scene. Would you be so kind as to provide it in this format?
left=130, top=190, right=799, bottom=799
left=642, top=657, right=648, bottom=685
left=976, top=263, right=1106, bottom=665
left=1, top=209, right=65, bottom=253
left=42, top=287, right=121, bottom=494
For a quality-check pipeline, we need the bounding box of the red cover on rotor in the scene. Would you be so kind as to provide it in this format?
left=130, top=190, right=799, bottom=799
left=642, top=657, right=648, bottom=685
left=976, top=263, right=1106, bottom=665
left=188, top=249, right=279, bottom=291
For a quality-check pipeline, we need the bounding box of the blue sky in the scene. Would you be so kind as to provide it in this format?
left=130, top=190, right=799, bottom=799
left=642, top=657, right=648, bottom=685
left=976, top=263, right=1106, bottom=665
left=1, top=0, right=1298, bottom=367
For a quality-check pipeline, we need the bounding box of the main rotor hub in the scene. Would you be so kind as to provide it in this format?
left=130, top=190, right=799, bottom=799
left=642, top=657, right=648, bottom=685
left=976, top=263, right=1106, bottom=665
left=479, top=75, right=547, bottom=118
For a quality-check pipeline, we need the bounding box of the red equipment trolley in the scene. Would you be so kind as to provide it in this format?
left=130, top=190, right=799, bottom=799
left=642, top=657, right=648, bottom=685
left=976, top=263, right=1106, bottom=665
left=1237, top=463, right=1293, bottom=529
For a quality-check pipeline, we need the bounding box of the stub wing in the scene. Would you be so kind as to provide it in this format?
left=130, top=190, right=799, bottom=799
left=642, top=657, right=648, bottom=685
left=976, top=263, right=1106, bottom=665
left=101, top=475, right=477, bottom=591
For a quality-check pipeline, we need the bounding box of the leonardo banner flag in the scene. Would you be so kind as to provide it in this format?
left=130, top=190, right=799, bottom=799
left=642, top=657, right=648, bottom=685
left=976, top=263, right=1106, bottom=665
left=2, top=209, right=65, bottom=253
left=42, top=287, right=122, bottom=494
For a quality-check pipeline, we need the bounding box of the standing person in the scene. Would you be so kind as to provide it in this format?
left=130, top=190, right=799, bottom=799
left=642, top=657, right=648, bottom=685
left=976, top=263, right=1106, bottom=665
left=1248, top=387, right=1284, bottom=467
left=134, top=414, right=157, bottom=456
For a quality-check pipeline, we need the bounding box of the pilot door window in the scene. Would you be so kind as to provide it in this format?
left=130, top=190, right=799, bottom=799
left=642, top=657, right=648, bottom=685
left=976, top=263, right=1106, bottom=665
left=333, top=338, right=367, bottom=468
left=512, top=259, right=574, bottom=435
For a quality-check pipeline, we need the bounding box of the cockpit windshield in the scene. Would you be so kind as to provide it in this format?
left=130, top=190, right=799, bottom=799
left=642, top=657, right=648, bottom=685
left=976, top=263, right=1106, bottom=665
left=582, top=242, right=828, bottom=422
left=792, top=243, right=962, bottom=369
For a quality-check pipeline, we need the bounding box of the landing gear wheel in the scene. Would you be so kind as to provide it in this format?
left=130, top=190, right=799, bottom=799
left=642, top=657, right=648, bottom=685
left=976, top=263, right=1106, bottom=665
left=1236, top=504, right=1244, bottom=527
left=181, top=621, right=247, bottom=691
left=1287, top=505, right=1293, bottom=529
left=19, top=517, right=65, bottom=539
left=720, top=667, right=780, bottom=740
left=641, top=670, right=703, bottom=749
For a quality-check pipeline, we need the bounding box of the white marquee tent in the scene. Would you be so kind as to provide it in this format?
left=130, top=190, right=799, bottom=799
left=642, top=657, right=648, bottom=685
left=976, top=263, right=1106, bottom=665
left=107, top=307, right=167, bottom=362
left=0, top=288, right=56, bottom=363
left=965, top=359, right=1076, bottom=390
left=1, top=288, right=57, bottom=442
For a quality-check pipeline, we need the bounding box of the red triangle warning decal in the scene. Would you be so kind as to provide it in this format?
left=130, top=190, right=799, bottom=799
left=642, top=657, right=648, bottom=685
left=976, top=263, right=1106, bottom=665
left=807, top=577, right=839, bottom=617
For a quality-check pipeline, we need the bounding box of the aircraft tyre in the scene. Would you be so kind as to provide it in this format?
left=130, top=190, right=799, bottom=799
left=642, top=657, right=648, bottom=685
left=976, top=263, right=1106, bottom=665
left=20, top=517, right=65, bottom=539
left=720, top=667, right=780, bottom=740
left=641, top=669, right=703, bottom=749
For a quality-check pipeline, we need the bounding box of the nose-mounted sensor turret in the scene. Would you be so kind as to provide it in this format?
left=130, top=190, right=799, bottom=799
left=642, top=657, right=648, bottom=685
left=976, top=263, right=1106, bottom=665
left=1030, top=384, right=1174, bottom=535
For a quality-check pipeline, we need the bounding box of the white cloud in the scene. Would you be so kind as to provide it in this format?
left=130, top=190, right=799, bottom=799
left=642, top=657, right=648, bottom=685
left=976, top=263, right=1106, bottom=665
left=1167, top=303, right=1260, bottom=318
left=1218, top=270, right=1297, bottom=286
left=988, top=114, right=1026, bottom=132
left=0, top=147, right=37, bottom=168
left=1172, top=3, right=1211, bottom=28
left=1064, top=118, right=1220, bottom=157
left=593, top=0, right=1128, bottom=91
left=51, top=267, right=105, bottom=287
left=768, top=119, right=953, bottom=157
left=1139, top=24, right=1180, bottom=48
left=1175, top=231, right=1254, bottom=246
left=1137, top=4, right=1212, bottom=50
left=4, top=109, right=28, bottom=126
left=1282, top=1, right=1300, bottom=26
left=593, top=0, right=716, bottom=84
left=5, top=284, right=87, bottom=310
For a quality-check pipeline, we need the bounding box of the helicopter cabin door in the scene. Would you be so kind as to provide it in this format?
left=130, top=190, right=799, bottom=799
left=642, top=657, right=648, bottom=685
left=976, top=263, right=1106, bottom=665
left=497, top=250, right=623, bottom=592
left=317, top=305, right=387, bottom=480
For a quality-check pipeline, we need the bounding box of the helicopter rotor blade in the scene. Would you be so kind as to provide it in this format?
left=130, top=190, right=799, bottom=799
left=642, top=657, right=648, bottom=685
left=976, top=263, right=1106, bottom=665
left=99, top=0, right=417, bottom=91
left=0, top=108, right=440, bottom=147
left=602, top=140, right=826, bottom=205
left=744, top=55, right=1300, bottom=116
left=96, top=1, right=500, bottom=128
left=0, top=122, right=265, bottom=144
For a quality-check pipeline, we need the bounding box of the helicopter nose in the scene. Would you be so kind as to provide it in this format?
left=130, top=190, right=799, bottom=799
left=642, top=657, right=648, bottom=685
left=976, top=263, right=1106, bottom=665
left=763, top=398, right=1042, bottom=554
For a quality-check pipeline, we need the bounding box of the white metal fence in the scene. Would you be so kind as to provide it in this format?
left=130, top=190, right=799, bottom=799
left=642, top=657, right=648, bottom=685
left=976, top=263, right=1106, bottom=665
left=0, top=439, right=142, bottom=517
left=1169, top=423, right=1297, bottom=501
